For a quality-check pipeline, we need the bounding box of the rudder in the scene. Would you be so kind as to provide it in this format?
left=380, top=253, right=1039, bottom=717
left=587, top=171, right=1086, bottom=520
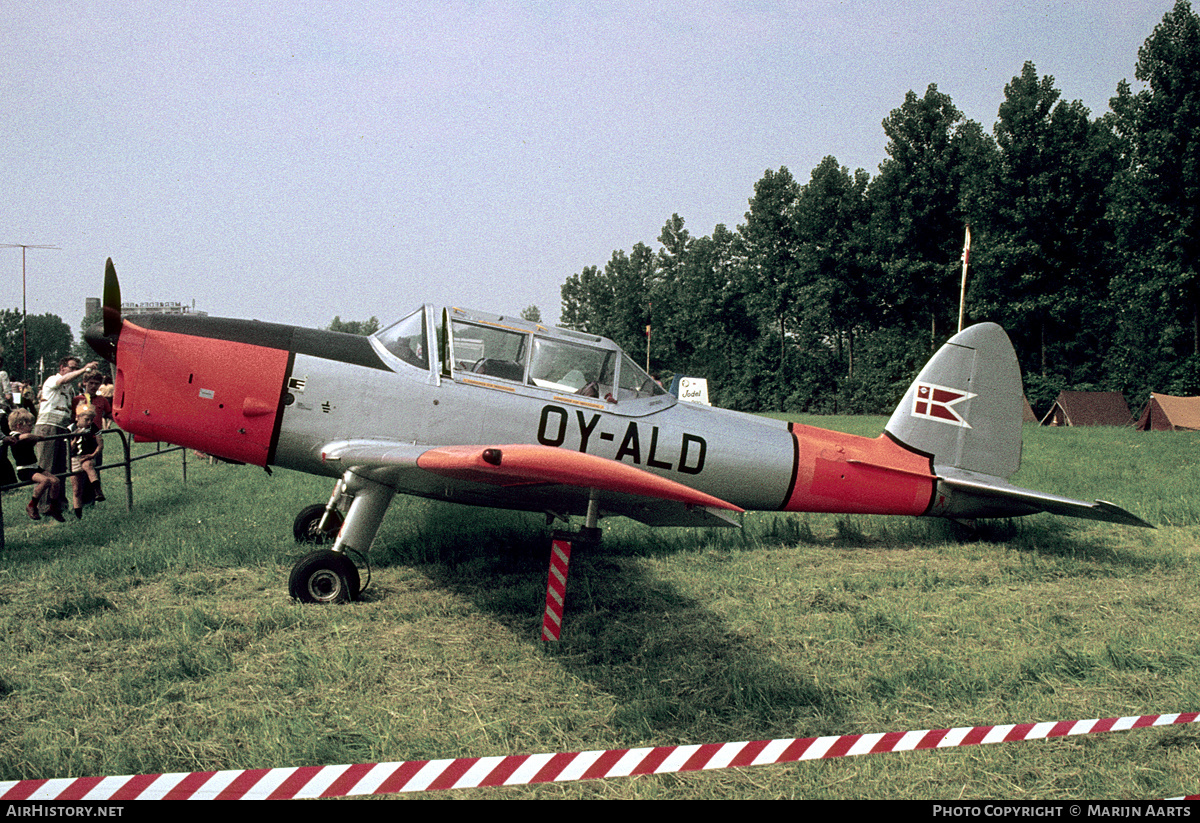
left=884, top=323, right=1023, bottom=479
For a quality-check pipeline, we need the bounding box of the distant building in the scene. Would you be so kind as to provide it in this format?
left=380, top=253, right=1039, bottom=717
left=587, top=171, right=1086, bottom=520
left=85, top=297, right=207, bottom=318
left=122, top=300, right=208, bottom=317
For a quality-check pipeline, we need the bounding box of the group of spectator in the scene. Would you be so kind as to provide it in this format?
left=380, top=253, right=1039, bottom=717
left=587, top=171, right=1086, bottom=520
left=1, top=354, right=115, bottom=522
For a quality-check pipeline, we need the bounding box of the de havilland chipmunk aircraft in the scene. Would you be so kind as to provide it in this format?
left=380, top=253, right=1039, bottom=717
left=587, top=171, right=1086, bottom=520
left=86, top=259, right=1150, bottom=625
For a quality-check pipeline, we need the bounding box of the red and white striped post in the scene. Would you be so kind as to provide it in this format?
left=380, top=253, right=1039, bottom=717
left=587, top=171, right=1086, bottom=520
left=541, top=537, right=572, bottom=641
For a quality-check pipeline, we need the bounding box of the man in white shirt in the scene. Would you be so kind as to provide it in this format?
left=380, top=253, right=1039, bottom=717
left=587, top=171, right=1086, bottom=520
left=35, top=356, right=98, bottom=518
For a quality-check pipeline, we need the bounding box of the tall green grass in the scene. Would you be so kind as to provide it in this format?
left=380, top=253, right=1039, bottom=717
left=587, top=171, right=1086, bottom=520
left=0, top=428, right=1197, bottom=799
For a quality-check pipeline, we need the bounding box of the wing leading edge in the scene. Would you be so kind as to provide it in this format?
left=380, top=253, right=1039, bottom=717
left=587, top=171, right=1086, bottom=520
left=320, top=439, right=743, bottom=528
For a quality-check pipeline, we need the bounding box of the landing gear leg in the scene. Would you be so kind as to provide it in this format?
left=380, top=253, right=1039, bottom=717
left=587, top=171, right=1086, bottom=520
left=329, top=471, right=395, bottom=557
left=288, top=470, right=395, bottom=604
left=541, top=492, right=601, bottom=641
left=293, top=477, right=350, bottom=544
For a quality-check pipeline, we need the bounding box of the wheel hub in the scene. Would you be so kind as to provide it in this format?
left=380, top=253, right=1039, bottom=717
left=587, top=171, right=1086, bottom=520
left=307, top=569, right=343, bottom=602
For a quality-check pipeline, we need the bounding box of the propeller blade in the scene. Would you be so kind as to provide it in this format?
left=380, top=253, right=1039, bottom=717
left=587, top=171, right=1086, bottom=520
left=86, top=258, right=123, bottom=363
left=103, top=258, right=121, bottom=337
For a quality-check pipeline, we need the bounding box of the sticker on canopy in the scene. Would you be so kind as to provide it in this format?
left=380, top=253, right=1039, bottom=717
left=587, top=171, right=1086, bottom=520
left=912, top=383, right=976, bottom=428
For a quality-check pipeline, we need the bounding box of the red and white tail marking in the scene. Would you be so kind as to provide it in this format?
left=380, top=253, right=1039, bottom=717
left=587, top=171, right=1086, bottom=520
left=912, top=382, right=977, bottom=428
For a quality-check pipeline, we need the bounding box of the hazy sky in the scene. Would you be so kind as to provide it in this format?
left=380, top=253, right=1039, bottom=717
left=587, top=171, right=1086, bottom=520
left=0, top=0, right=1176, bottom=343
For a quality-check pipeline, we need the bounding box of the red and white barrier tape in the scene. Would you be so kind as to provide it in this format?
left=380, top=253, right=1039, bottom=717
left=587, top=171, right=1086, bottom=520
left=2, top=711, right=1195, bottom=800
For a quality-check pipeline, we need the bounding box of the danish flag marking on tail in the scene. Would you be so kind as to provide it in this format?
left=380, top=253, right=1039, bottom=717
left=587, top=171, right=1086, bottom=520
left=912, top=383, right=977, bottom=428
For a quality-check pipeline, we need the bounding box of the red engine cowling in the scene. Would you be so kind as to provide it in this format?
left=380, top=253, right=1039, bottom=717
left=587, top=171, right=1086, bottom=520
left=113, top=319, right=290, bottom=467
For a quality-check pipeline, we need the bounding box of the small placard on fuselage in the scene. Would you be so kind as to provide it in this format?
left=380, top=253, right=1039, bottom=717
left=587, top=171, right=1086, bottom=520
left=670, top=376, right=710, bottom=405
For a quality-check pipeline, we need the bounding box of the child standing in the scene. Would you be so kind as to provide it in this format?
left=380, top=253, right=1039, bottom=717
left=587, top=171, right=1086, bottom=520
left=69, top=405, right=105, bottom=519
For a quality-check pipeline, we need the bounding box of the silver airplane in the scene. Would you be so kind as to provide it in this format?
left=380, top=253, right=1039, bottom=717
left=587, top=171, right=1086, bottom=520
left=85, top=259, right=1150, bottom=617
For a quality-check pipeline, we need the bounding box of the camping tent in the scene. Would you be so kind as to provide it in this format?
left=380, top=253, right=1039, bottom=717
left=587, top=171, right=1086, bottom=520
left=1135, top=393, right=1200, bottom=431
left=1040, top=391, right=1133, bottom=427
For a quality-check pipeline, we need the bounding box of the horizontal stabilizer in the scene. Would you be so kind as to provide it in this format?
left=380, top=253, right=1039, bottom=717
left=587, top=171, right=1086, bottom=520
left=932, top=467, right=1153, bottom=528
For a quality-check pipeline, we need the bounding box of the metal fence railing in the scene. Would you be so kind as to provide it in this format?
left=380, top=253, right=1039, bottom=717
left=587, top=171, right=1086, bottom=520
left=0, top=428, right=188, bottom=551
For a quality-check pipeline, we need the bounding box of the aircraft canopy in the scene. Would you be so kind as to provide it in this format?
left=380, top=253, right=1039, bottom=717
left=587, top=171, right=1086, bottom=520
left=373, top=305, right=669, bottom=407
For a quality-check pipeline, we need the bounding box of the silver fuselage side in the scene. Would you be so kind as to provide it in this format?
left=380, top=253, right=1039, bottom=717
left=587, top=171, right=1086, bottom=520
left=273, top=314, right=798, bottom=515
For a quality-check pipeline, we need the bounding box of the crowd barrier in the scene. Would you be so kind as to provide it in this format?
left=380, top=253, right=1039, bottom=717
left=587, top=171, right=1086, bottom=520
left=0, top=428, right=189, bottom=550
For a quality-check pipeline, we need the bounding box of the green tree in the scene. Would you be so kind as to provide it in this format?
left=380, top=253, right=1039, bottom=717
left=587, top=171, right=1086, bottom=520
left=327, top=316, right=380, bottom=336
left=0, top=309, right=74, bottom=383
left=0, top=309, right=23, bottom=381
left=649, top=214, right=692, bottom=370
left=868, top=85, right=993, bottom=346
left=648, top=218, right=762, bottom=406
left=519, top=305, right=542, bottom=323
left=560, top=265, right=601, bottom=332
left=74, top=306, right=105, bottom=365
left=738, top=167, right=803, bottom=408
left=793, top=157, right=872, bottom=379
left=972, top=62, right=1119, bottom=388
left=559, top=243, right=656, bottom=357
left=1108, top=0, right=1200, bottom=395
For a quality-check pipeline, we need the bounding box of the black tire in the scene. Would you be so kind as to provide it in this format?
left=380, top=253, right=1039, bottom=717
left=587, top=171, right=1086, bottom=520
left=288, top=549, right=361, bottom=604
left=293, top=504, right=344, bottom=544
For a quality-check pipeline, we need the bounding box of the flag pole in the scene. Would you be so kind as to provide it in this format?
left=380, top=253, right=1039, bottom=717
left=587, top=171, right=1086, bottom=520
left=645, top=301, right=652, bottom=374
left=957, top=225, right=971, bottom=332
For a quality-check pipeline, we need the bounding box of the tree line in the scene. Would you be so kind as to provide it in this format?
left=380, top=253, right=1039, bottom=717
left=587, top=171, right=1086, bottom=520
left=560, top=1, right=1200, bottom=416
left=0, top=309, right=75, bottom=387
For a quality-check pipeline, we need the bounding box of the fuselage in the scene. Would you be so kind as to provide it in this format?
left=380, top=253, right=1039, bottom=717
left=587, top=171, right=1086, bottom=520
left=92, top=308, right=937, bottom=520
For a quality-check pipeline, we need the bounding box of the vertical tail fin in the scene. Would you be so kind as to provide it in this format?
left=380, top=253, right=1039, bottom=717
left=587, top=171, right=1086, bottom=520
left=884, top=323, right=1023, bottom=479
left=883, top=323, right=1150, bottom=528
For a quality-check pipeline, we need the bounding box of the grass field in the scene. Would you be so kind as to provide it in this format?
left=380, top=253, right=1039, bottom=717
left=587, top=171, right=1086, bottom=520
left=0, top=418, right=1197, bottom=799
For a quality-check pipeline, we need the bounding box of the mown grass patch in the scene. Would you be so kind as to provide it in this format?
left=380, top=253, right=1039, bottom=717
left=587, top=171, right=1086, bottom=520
left=0, top=428, right=1197, bottom=798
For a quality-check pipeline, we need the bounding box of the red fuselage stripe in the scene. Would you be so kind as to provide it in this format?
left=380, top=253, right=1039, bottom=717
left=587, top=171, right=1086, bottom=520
left=782, top=424, right=935, bottom=516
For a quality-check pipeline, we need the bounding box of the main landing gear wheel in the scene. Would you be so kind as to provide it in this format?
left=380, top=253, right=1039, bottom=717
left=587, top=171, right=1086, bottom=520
left=288, top=550, right=361, bottom=604
left=293, top=504, right=344, bottom=544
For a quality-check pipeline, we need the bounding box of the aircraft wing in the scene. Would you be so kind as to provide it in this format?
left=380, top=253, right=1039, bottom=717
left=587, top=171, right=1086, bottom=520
left=933, top=466, right=1153, bottom=528
left=320, top=439, right=744, bottom=528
